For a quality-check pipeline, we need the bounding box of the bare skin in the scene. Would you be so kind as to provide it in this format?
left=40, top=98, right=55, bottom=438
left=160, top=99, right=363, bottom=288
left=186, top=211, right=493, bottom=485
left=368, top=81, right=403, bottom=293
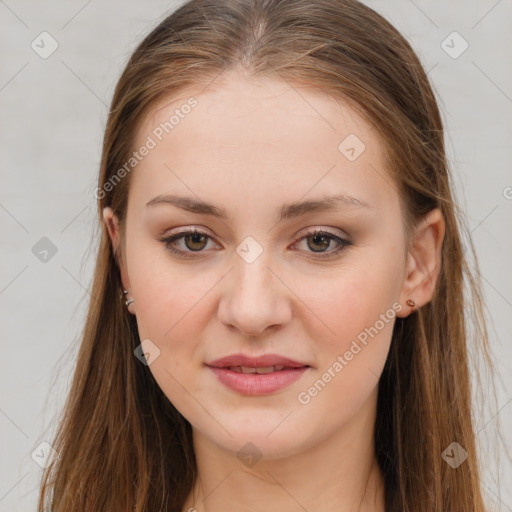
left=103, top=69, right=445, bottom=512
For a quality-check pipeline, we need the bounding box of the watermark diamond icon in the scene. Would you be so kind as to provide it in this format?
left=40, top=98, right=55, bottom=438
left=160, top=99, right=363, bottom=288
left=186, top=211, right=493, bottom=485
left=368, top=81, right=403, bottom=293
left=134, top=338, right=161, bottom=366
left=31, top=31, right=59, bottom=59
left=441, top=31, right=468, bottom=59
left=31, top=441, right=58, bottom=469
left=338, top=133, right=366, bottom=161
left=32, top=237, right=58, bottom=263
left=441, top=442, right=468, bottom=468
left=236, top=236, right=263, bottom=264
left=236, top=442, right=262, bottom=468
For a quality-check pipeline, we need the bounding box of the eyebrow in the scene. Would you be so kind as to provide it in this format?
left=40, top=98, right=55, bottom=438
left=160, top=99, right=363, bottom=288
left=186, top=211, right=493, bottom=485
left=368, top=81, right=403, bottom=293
left=144, top=193, right=371, bottom=221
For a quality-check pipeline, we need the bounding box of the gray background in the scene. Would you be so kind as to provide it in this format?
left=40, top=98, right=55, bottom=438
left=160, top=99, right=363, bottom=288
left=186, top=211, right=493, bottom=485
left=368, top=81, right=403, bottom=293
left=1, top=1, right=511, bottom=510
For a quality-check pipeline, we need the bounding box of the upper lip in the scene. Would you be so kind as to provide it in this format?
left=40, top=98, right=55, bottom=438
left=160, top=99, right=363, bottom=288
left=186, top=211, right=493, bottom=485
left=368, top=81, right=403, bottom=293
left=206, top=353, right=309, bottom=369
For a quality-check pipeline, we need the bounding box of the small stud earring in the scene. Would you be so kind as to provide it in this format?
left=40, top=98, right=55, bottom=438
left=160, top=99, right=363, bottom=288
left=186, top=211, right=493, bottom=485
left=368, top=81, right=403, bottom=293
left=122, top=289, right=134, bottom=308
left=406, top=298, right=416, bottom=313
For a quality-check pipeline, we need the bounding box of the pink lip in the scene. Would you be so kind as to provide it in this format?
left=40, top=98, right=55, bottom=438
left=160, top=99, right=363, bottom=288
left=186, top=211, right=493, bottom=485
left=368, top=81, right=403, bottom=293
left=205, top=353, right=311, bottom=396
left=206, top=353, right=308, bottom=369
left=207, top=366, right=309, bottom=396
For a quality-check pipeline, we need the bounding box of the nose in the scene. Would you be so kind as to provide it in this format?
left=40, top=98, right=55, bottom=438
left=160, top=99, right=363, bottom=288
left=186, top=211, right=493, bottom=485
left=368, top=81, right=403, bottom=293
left=217, top=253, right=292, bottom=337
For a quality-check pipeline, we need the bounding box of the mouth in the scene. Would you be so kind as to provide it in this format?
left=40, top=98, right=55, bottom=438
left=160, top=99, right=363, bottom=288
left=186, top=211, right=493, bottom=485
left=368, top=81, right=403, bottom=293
left=205, top=354, right=311, bottom=395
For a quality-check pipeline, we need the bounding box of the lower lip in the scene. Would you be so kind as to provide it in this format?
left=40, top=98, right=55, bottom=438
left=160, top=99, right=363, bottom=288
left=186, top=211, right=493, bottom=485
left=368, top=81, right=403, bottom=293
left=207, top=366, right=309, bottom=396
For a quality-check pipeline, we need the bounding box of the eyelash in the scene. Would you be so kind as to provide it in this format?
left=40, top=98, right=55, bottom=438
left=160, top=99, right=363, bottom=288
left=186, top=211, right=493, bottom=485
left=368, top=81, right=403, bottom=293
left=159, top=228, right=352, bottom=260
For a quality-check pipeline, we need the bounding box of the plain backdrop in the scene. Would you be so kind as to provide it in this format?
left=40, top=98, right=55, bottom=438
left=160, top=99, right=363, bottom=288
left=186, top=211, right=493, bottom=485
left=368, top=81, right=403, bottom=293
left=1, top=1, right=511, bottom=510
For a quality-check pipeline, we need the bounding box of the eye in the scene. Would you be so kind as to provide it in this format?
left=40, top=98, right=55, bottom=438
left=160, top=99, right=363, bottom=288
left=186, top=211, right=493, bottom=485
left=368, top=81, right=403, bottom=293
left=159, top=228, right=352, bottom=260
left=159, top=228, right=219, bottom=259
left=291, top=229, right=352, bottom=259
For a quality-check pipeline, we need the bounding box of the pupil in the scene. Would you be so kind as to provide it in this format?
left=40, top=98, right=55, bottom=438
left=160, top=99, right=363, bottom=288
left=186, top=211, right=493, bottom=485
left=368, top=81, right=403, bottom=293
left=187, top=233, right=206, bottom=251
left=309, top=234, right=329, bottom=252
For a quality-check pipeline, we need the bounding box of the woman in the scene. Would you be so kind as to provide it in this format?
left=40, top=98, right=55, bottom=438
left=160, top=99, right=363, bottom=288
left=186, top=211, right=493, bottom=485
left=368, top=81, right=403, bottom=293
left=37, top=0, right=500, bottom=510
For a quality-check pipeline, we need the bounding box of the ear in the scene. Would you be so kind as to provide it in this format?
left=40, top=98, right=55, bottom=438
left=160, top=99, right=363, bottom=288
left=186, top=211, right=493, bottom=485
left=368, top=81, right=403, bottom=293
left=396, top=208, right=445, bottom=318
left=102, top=207, right=132, bottom=294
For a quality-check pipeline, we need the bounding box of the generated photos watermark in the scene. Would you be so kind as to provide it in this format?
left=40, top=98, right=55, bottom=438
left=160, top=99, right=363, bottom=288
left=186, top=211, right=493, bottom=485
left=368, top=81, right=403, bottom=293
left=94, top=97, right=198, bottom=200
left=297, top=301, right=403, bottom=405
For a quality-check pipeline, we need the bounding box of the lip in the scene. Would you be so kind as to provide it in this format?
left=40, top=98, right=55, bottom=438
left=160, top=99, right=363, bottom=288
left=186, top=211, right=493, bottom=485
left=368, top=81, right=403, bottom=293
left=206, top=353, right=309, bottom=369
left=205, top=353, right=310, bottom=396
left=207, top=366, right=309, bottom=396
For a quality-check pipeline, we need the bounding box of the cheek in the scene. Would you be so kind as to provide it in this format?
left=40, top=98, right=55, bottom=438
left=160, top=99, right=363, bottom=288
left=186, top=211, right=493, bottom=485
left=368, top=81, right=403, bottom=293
left=127, top=236, right=210, bottom=336
left=129, top=259, right=211, bottom=416
left=295, top=261, right=400, bottom=394
left=301, top=260, right=400, bottom=342
left=124, top=242, right=203, bottom=386
left=133, top=272, right=209, bottom=363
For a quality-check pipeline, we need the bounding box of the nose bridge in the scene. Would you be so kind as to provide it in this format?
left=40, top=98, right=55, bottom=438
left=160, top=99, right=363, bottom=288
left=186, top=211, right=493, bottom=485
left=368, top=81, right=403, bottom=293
left=233, top=239, right=277, bottom=307
left=235, top=248, right=273, bottom=298
left=218, top=239, right=291, bottom=336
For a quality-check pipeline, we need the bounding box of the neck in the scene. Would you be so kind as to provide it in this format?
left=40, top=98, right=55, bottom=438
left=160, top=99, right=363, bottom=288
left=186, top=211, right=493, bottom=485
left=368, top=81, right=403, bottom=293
left=182, top=388, right=386, bottom=512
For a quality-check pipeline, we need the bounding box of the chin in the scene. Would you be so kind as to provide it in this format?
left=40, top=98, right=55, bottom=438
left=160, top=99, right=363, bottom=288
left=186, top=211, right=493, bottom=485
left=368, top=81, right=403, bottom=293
left=197, top=417, right=310, bottom=462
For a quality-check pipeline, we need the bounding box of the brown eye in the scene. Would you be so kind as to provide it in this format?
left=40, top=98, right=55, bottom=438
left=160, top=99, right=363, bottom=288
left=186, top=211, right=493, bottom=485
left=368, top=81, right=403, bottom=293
left=182, top=232, right=208, bottom=251
left=306, top=233, right=332, bottom=252
left=293, top=229, right=352, bottom=259
left=160, top=229, right=217, bottom=259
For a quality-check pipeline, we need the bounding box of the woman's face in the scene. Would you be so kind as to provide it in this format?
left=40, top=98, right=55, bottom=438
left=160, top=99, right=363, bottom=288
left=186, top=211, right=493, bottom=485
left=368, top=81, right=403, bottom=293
left=106, top=70, right=430, bottom=459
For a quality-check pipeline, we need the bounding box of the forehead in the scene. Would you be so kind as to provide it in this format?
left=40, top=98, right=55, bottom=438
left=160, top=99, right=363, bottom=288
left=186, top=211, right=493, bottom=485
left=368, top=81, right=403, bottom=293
left=129, top=71, right=399, bottom=219
left=140, top=72, right=370, bottom=150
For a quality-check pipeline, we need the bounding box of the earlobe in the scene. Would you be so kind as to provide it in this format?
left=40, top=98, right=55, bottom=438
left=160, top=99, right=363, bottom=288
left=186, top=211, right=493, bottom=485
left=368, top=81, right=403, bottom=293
left=397, top=208, right=445, bottom=317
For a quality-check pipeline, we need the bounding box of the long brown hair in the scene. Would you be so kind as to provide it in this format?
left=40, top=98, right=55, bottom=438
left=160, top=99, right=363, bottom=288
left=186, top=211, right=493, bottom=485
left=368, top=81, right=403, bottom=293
left=37, top=1, right=502, bottom=510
